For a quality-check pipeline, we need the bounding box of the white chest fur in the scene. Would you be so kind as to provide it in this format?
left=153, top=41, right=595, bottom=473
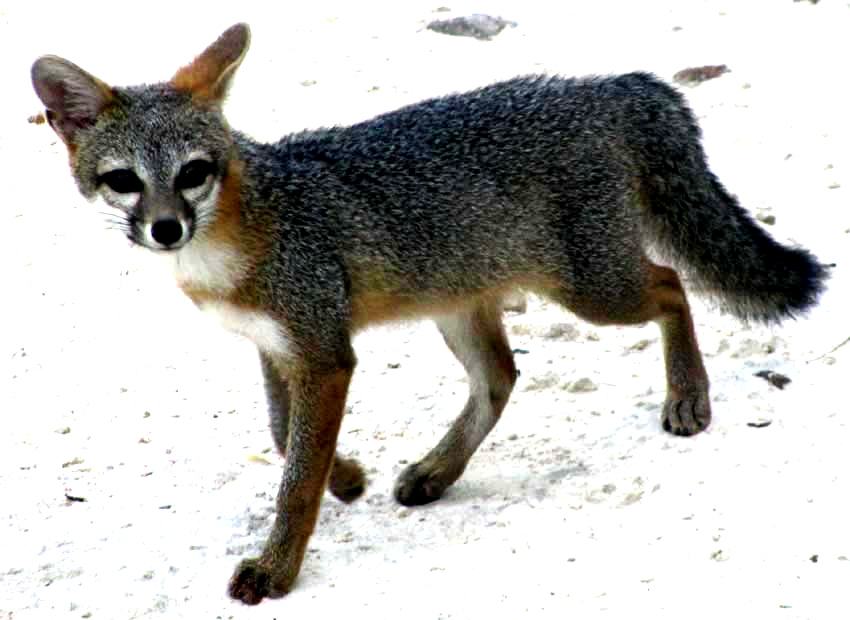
left=166, top=239, right=248, bottom=294
left=200, top=301, right=292, bottom=357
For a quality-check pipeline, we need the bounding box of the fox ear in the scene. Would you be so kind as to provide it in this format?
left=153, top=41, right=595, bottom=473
left=31, top=56, right=115, bottom=148
left=172, top=23, right=251, bottom=104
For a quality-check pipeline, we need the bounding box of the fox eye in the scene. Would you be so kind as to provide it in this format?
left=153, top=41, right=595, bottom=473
left=98, top=169, right=143, bottom=194
left=176, top=159, right=215, bottom=191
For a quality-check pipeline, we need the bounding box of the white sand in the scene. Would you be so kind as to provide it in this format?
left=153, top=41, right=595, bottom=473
left=2, top=1, right=848, bottom=618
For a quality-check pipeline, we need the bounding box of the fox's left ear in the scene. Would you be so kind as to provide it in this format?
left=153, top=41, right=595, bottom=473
left=172, top=22, right=251, bottom=105
left=31, top=56, right=115, bottom=149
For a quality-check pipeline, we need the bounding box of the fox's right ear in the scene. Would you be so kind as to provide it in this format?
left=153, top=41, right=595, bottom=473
left=31, top=56, right=115, bottom=149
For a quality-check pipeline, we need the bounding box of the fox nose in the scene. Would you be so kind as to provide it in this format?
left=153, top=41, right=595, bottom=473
left=150, top=217, right=184, bottom=247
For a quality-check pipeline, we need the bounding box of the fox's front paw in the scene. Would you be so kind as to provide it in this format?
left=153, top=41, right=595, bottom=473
left=228, top=557, right=291, bottom=605
left=662, top=391, right=711, bottom=436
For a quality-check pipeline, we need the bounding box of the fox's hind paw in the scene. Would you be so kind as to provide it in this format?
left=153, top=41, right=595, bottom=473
left=394, top=461, right=452, bottom=506
left=662, top=391, right=711, bottom=436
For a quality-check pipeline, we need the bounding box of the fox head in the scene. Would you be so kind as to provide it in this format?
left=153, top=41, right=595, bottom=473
left=31, top=23, right=251, bottom=252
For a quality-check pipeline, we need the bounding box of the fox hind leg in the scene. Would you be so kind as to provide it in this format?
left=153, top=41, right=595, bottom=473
left=545, top=259, right=710, bottom=436
left=394, top=300, right=518, bottom=505
left=644, top=264, right=712, bottom=436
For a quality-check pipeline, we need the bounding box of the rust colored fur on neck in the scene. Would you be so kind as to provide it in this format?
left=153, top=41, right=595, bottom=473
left=208, top=158, right=244, bottom=247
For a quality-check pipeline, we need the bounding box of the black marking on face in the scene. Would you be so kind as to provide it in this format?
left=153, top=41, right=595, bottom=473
left=97, top=168, right=143, bottom=194
left=175, top=159, right=216, bottom=191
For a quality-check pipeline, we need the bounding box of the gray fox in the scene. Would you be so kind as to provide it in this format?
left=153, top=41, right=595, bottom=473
left=31, top=23, right=827, bottom=604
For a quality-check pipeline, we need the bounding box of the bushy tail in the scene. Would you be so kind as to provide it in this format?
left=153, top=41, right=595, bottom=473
left=621, top=73, right=829, bottom=323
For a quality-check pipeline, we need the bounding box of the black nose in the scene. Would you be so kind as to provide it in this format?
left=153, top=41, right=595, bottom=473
left=150, top=217, right=184, bottom=247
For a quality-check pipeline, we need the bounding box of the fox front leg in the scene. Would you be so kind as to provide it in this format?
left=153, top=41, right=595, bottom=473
left=229, top=358, right=354, bottom=604
left=259, top=351, right=365, bottom=502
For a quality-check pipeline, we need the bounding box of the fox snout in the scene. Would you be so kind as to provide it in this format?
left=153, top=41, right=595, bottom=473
left=119, top=192, right=195, bottom=251
left=142, top=211, right=194, bottom=251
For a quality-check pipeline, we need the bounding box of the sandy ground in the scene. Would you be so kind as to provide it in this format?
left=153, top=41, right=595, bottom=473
left=2, top=1, right=849, bottom=618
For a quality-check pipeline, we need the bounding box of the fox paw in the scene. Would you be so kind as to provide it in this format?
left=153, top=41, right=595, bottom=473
left=394, top=462, right=448, bottom=506
left=228, top=557, right=290, bottom=605
left=329, top=457, right=366, bottom=503
left=662, top=392, right=711, bottom=436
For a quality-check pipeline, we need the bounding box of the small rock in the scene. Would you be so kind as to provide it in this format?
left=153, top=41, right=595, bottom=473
left=55, top=426, right=71, bottom=435
left=564, top=377, right=597, bottom=393
left=710, top=549, right=729, bottom=562
left=627, top=338, right=653, bottom=353
left=543, top=322, right=580, bottom=340
left=756, top=212, right=776, bottom=225
left=673, top=65, right=730, bottom=87
left=754, top=370, right=791, bottom=390
left=247, top=454, right=274, bottom=465
left=620, top=491, right=644, bottom=507
left=747, top=419, right=773, bottom=429
left=426, top=14, right=517, bottom=41
left=396, top=507, right=412, bottom=519
left=523, top=372, right=560, bottom=391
